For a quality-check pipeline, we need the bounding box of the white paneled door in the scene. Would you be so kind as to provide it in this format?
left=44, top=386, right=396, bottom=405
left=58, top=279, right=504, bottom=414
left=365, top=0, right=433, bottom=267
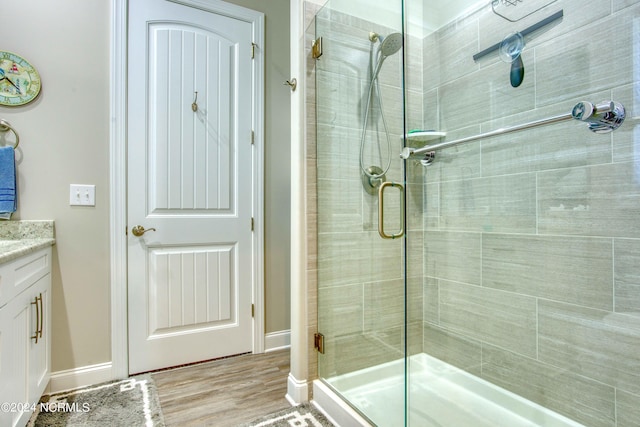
left=127, top=0, right=257, bottom=374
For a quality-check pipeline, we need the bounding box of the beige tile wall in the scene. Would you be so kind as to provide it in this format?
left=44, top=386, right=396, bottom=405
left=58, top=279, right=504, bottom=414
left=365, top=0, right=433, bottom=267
left=423, top=1, right=640, bottom=426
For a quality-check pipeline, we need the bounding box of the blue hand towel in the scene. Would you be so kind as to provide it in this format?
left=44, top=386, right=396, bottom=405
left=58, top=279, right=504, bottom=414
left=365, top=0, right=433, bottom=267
left=0, top=146, right=17, bottom=218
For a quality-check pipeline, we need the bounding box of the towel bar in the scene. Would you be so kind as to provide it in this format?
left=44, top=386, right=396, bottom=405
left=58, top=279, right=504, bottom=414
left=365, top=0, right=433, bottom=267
left=0, top=119, right=19, bottom=149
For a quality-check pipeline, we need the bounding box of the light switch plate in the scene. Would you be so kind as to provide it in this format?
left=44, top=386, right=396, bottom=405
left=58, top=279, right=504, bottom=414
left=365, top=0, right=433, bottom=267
left=69, top=184, right=96, bottom=206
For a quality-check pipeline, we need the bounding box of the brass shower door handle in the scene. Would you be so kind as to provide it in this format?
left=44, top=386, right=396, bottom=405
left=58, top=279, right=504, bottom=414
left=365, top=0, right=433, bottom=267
left=378, top=181, right=404, bottom=239
left=131, top=225, right=156, bottom=237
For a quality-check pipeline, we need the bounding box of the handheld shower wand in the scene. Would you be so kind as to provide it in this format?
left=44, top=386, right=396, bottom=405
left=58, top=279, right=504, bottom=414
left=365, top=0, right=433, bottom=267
left=360, top=32, right=402, bottom=194
left=370, top=33, right=403, bottom=80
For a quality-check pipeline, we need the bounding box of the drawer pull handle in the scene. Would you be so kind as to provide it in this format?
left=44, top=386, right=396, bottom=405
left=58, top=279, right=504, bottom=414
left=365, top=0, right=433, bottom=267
left=30, top=294, right=42, bottom=344
left=38, top=293, right=43, bottom=340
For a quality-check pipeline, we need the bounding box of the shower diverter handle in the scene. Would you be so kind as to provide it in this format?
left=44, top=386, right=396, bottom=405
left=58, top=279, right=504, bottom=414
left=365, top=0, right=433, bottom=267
left=378, top=181, right=405, bottom=240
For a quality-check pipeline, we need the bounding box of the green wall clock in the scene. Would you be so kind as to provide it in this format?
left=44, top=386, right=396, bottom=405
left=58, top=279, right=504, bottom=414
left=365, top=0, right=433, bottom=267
left=0, top=51, right=42, bottom=106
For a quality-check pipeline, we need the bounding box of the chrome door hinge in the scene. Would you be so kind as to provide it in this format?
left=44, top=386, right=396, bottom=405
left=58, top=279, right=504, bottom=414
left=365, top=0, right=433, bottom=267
left=314, top=333, right=325, bottom=354
left=251, top=303, right=255, bottom=318
left=251, top=43, right=257, bottom=59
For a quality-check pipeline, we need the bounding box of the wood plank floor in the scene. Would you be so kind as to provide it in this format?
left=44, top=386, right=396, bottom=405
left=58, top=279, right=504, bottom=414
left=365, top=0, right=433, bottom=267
left=151, top=349, right=291, bottom=426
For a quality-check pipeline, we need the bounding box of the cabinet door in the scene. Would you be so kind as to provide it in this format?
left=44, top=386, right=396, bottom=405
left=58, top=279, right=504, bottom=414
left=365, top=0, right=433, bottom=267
left=0, top=303, right=13, bottom=427
left=0, top=247, right=51, bottom=427
left=2, top=290, right=31, bottom=427
left=28, top=274, right=50, bottom=403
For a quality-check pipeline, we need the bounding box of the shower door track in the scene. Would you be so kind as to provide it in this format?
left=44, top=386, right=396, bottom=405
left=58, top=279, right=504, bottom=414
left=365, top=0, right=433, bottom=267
left=401, top=99, right=625, bottom=161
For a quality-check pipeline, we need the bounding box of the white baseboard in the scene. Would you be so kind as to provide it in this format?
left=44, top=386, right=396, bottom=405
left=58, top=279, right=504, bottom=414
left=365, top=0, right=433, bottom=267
left=312, top=380, right=372, bottom=427
left=47, top=362, right=115, bottom=394
left=264, top=329, right=291, bottom=352
left=48, top=331, right=290, bottom=395
left=286, top=372, right=309, bottom=405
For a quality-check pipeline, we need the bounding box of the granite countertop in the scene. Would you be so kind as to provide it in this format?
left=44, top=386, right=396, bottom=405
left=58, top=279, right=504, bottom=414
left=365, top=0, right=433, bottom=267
left=0, top=220, right=56, bottom=264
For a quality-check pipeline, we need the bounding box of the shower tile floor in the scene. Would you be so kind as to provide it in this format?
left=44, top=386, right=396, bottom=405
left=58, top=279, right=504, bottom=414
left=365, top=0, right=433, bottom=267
left=326, top=353, right=584, bottom=427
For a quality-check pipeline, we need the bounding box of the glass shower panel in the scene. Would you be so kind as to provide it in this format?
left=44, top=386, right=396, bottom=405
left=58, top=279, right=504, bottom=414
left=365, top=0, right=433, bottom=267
left=406, top=0, right=640, bottom=426
left=314, top=0, right=408, bottom=425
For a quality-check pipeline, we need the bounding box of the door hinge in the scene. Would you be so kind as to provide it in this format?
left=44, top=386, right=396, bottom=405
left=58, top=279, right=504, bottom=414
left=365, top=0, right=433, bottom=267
left=251, top=217, right=254, bottom=231
left=251, top=130, right=255, bottom=145
left=251, top=42, right=257, bottom=59
left=314, top=333, right=325, bottom=354
left=312, top=37, right=323, bottom=59
left=251, top=303, right=255, bottom=318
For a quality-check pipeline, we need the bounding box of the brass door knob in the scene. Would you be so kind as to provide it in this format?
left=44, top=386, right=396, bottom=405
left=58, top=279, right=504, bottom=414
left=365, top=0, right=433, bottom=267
left=131, top=225, right=156, bottom=237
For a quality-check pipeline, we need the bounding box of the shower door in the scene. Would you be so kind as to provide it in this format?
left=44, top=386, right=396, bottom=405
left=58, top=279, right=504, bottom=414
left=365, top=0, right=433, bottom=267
left=314, top=0, right=640, bottom=426
left=313, top=0, right=414, bottom=425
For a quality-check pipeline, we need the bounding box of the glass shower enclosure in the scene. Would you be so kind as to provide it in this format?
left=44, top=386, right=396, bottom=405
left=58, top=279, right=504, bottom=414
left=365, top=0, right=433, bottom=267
left=313, top=0, right=639, bottom=426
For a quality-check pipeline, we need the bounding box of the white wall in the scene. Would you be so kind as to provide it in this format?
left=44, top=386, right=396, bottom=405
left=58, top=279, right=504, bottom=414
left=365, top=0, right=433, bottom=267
left=0, top=0, right=290, bottom=375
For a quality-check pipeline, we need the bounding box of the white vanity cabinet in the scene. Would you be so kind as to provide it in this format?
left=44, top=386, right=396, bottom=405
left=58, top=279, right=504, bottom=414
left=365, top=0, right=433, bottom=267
left=0, top=247, right=52, bottom=427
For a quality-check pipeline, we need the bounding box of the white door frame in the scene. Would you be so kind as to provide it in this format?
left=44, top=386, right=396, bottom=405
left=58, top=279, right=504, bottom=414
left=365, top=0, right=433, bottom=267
left=109, top=0, right=265, bottom=379
left=287, top=0, right=309, bottom=404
